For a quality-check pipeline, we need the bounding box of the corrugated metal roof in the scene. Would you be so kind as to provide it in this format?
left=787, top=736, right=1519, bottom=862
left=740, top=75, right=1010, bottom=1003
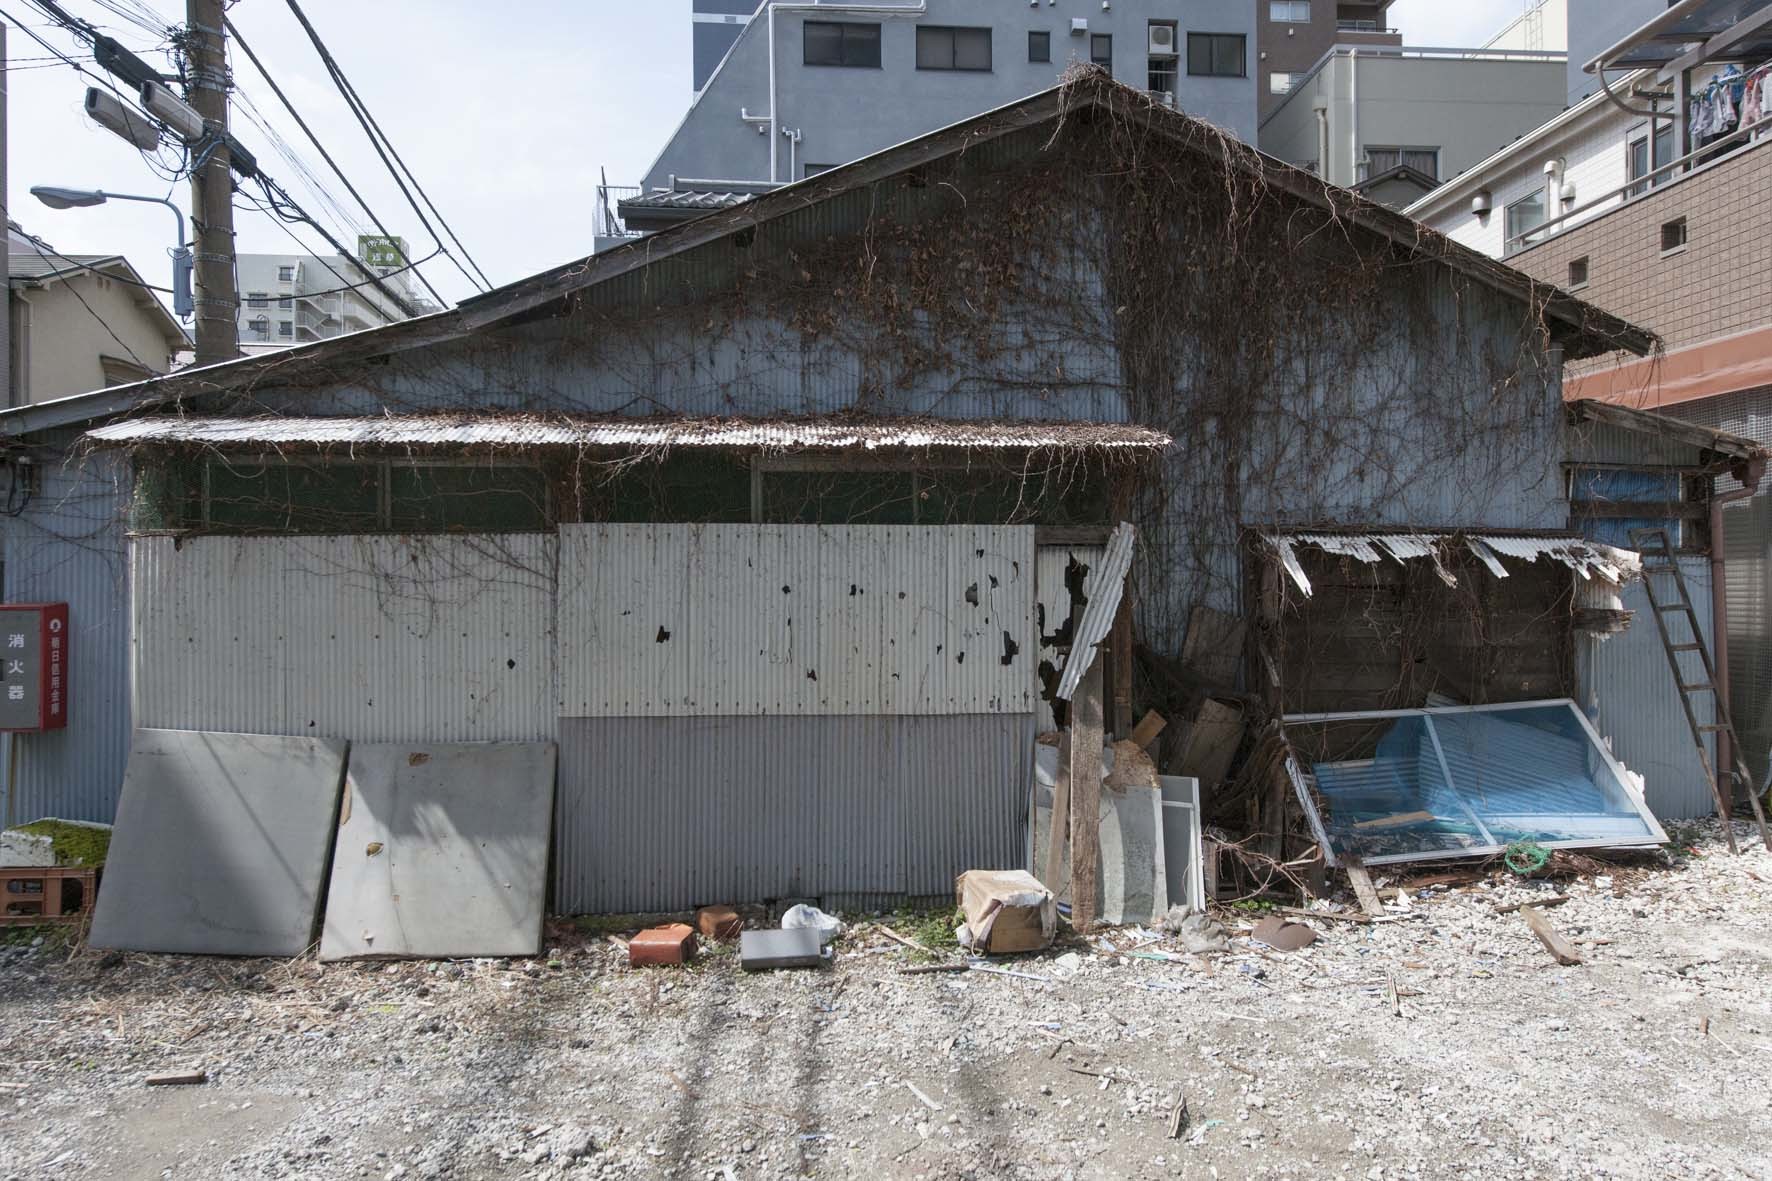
left=618, top=190, right=755, bottom=214
left=1055, top=522, right=1135, bottom=701
left=1266, top=529, right=1638, bottom=597
left=86, top=414, right=1172, bottom=452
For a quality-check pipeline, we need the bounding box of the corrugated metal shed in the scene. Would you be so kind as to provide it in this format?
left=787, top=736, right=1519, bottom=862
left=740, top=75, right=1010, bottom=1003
left=554, top=713, right=1031, bottom=912
left=1035, top=544, right=1104, bottom=729
left=557, top=524, right=1036, bottom=716
left=87, top=415, right=1172, bottom=452
left=131, top=535, right=558, bottom=743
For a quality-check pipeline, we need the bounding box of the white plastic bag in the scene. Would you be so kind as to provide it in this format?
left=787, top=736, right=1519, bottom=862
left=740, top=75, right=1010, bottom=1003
left=780, top=903, right=843, bottom=945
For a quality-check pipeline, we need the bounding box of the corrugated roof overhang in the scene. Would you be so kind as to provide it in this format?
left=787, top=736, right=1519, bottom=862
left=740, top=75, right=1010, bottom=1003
left=83, top=414, right=1174, bottom=453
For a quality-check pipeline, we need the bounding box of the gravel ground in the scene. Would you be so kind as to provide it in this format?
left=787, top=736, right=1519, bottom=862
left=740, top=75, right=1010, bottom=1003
left=2, top=819, right=1770, bottom=1181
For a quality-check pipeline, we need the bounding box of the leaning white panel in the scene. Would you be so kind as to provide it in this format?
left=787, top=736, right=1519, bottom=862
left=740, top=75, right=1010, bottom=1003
left=320, top=741, right=556, bottom=960
left=89, top=728, right=348, bottom=956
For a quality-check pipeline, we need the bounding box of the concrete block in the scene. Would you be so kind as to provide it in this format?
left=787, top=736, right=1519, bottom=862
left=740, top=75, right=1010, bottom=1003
left=696, top=905, right=741, bottom=941
left=629, top=923, right=696, bottom=967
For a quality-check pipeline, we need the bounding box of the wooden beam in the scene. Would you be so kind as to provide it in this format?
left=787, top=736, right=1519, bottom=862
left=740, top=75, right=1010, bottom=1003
left=1110, top=595, right=1134, bottom=738
left=1069, top=653, right=1105, bottom=934
left=1043, top=731, right=1073, bottom=898
left=1521, top=904, right=1584, bottom=966
left=1344, top=857, right=1384, bottom=917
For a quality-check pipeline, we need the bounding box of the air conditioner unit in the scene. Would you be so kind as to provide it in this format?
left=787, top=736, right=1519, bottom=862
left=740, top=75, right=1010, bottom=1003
left=1148, top=25, right=1177, bottom=57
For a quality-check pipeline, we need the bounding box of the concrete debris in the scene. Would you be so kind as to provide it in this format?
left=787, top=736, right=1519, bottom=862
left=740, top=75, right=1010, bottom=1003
left=1162, top=906, right=1230, bottom=954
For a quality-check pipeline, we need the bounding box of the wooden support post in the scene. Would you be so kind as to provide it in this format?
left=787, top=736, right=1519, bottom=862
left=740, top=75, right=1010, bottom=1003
left=1069, top=652, right=1106, bottom=933
left=1043, top=731, right=1073, bottom=896
left=1110, top=595, right=1134, bottom=738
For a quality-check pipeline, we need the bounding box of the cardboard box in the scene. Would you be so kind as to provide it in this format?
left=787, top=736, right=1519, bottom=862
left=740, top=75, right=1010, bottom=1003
left=955, top=869, right=1056, bottom=954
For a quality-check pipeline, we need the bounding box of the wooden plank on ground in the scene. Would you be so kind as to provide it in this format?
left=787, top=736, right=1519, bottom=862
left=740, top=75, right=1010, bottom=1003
left=1344, top=858, right=1384, bottom=918
left=1069, top=654, right=1105, bottom=934
left=1521, top=904, right=1584, bottom=965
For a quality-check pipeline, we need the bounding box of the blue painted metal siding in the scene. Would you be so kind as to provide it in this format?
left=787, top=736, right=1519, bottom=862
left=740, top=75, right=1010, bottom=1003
left=0, top=445, right=131, bottom=826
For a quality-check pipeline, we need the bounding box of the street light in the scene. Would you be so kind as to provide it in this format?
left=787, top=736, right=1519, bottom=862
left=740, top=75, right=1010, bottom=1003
left=28, top=185, right=193, bottom=321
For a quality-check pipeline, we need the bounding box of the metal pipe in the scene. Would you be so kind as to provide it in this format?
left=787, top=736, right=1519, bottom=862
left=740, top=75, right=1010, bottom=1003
left=1348, top=48, right=1358, bottom=185
left=1710, top=456, right=1765, bottom=813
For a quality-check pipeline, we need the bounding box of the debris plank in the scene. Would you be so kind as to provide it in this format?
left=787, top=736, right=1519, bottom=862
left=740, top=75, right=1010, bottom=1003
left=1129, top=710, right=1168, bottom=752
left=1520, top=905, right=1584, bottom=966
left=1352, top=810, right=1436, bottom=831
left=1344, top=858, right=1384, bottom=917
left=1069, top=655, right=1106, bottom=933
left=1494, top=894, right=1570, bottom=915
left=1044, top=731, right=1073, bottom=899
left=146, top=1070, right=207, bottom=1087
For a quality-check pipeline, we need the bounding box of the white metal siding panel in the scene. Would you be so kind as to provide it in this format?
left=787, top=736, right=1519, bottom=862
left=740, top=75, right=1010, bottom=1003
left=1034, top=544, right=1104, bottom=729
left=1579, top=555, right=1717, bottom=819
left=131, top=535, right=557, bottom=743
left=557, top=524, right=1036, bottom=716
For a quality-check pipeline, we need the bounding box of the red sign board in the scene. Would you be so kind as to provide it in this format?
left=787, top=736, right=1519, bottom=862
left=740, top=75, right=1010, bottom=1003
left=0, top=603, right=68, bottom=732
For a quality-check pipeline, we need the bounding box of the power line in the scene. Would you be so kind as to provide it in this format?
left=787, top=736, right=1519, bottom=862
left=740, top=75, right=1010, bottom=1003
left=281, top=0, right=492, bottom=293
left=222, top=11, right=452, bottom=308
left=10, top=219, right=163, bottom=372
left=247, top=174, right=424, bottom=319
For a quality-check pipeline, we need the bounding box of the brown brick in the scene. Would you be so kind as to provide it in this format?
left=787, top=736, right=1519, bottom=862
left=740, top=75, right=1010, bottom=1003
left=628, top=923, right=697, bottom=967
left=695, top=905, right=741, bottom=941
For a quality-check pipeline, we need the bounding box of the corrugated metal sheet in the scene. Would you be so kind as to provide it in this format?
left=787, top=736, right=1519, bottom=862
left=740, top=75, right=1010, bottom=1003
left=554, top=713, right=1032, bottom=913
left=1267, top=530, right=1635, bottom=596
left=1, top=446, right=132, bottom=827
left=557, top=524, right=1036, bottom=717
left=88, top=414, right=1171, bottom=452
left=131, top=534, right=557, bottom=742
left=1579, top=555, right=1718, bottom=819
left=1055, top=523, right=1134, bottom=701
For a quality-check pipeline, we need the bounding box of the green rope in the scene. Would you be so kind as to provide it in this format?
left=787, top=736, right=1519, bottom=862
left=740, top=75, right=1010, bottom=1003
left=1503, top=840, right=1550, bottom=876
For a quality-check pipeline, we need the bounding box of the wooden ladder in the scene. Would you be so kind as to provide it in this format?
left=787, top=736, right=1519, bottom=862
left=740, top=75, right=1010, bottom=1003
left=1629, top=527, right=1772, bottom=853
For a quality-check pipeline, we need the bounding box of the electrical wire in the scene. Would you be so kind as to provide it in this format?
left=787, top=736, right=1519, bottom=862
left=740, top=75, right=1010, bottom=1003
left=223, top=12, right=451, bottom=308
left=280, top=0, right=492, bottom=293
left=11, top=221, right=162, bottom=372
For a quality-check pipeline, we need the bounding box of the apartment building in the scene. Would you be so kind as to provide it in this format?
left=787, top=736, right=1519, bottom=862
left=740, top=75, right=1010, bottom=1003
left=602, top=0, right=1256, bottom=243
left=233, top=246, right=436, bottom=353
left=1257, top=0, right=1398, bottom=121
left=1408, top=0, right=1772, bottom=794
left=1259, top=44, right=1569, bottom=208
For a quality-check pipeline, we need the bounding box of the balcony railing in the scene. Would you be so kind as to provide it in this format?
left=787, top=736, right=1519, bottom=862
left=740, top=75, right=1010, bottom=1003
left=1504, top=111, right=1772, bottom=255
left=595, top=183, right=643, bottom=240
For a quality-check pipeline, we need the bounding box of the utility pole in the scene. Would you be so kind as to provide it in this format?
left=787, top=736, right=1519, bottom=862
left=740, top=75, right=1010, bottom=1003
left=185, top=0, right=237, bottom=365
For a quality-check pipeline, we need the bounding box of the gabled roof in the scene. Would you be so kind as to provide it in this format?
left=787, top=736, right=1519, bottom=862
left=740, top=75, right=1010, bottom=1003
left=0, top=74, right=1656, bottom=441
left=8, top=251, right=190, bottom=351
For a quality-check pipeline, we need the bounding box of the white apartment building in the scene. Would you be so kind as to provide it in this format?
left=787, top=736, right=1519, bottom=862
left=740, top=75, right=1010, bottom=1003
left=234, top=248, right=437, bottom=351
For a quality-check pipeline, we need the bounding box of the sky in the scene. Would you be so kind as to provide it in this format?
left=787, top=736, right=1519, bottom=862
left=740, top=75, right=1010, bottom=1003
left=4, top=0, right=1536, bottom=315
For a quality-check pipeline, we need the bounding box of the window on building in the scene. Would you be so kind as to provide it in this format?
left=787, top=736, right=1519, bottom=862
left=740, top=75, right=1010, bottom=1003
left=1028, top=30, right=1050, bottom=63
left=1269, top=1, right=1311, bottom=22
left=1504, top=189, right=1545, bottom=253
left=1149, top=24, right=1180, bottom=97
left=1270, top=71, right=1295, bottom=94
left=277, top=265, right=295, bottom=282
left=1090, top=33, right=1112, bottom=68
left=1628, top=120, right=1677, bottom=195
left=1363, top=146, right=1440, bottom=180
left=1661, top=216, right=1688, bottom=253
left=1187, top=33, right=1245, bottom=77
left=1567, top=256, right=1589, bottom=288
left=803, top=20, right=881, bottom=68
left=277, top=295, right=293, bottom=309
left=278, top=320, right=294, bottom=337
left=248, top=315, right=270, bottom=338
left=246, top=291, right=269, bottom=309
left=916, top=26, right=992, bottom=71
